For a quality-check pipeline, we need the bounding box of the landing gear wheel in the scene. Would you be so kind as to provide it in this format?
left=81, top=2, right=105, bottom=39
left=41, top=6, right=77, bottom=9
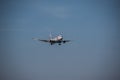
left=58, top=43, right=61, bottom=45
left=50, top=43, right=53, bottom=45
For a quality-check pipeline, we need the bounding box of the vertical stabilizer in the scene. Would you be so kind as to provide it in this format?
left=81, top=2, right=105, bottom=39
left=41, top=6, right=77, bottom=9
left=49, top=32, right=52, bottom=40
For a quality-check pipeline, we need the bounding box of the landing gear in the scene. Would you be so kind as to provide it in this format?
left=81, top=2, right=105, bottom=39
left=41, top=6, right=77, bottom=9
left=50, top=43, right=53, bottom=45
left=58, top=43, right=61, bottom=45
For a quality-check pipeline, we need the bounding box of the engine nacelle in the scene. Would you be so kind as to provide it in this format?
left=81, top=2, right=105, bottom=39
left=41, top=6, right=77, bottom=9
left=63, top=41, right=66, bottom=43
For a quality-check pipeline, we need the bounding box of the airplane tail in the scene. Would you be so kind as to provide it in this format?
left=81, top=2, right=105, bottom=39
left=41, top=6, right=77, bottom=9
left=59, top=32, right=63, bottom=37
left=49, top=32, right=52, bottom=39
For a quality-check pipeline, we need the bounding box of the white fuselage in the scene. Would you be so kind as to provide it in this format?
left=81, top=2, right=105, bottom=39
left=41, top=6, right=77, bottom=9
left=50, top=35, right=63, bottom=41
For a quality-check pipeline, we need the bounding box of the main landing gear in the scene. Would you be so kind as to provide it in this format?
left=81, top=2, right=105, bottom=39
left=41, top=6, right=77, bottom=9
left=58, top=43, right=61, bottom=45
left=50, top=43, right=53, bottom=45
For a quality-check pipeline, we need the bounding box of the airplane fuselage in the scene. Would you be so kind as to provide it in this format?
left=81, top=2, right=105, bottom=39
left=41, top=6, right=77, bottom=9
left=49, top=35, right=63, bottom=45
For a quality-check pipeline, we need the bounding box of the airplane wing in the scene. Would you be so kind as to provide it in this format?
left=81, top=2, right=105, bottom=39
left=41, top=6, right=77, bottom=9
left=39, top=40, right=49, bottom=42
left=63, top=40, right=70, bottom=43
left=32, top=38, right=50, bottom=42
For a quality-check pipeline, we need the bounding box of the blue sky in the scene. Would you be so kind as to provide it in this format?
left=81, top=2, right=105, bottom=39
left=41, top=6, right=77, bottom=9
left=0, top=0, right=120, bottom=80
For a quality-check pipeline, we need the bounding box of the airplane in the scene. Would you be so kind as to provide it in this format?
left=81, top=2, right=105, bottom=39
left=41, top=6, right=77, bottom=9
left=32, top=33, right=70, bottom=45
